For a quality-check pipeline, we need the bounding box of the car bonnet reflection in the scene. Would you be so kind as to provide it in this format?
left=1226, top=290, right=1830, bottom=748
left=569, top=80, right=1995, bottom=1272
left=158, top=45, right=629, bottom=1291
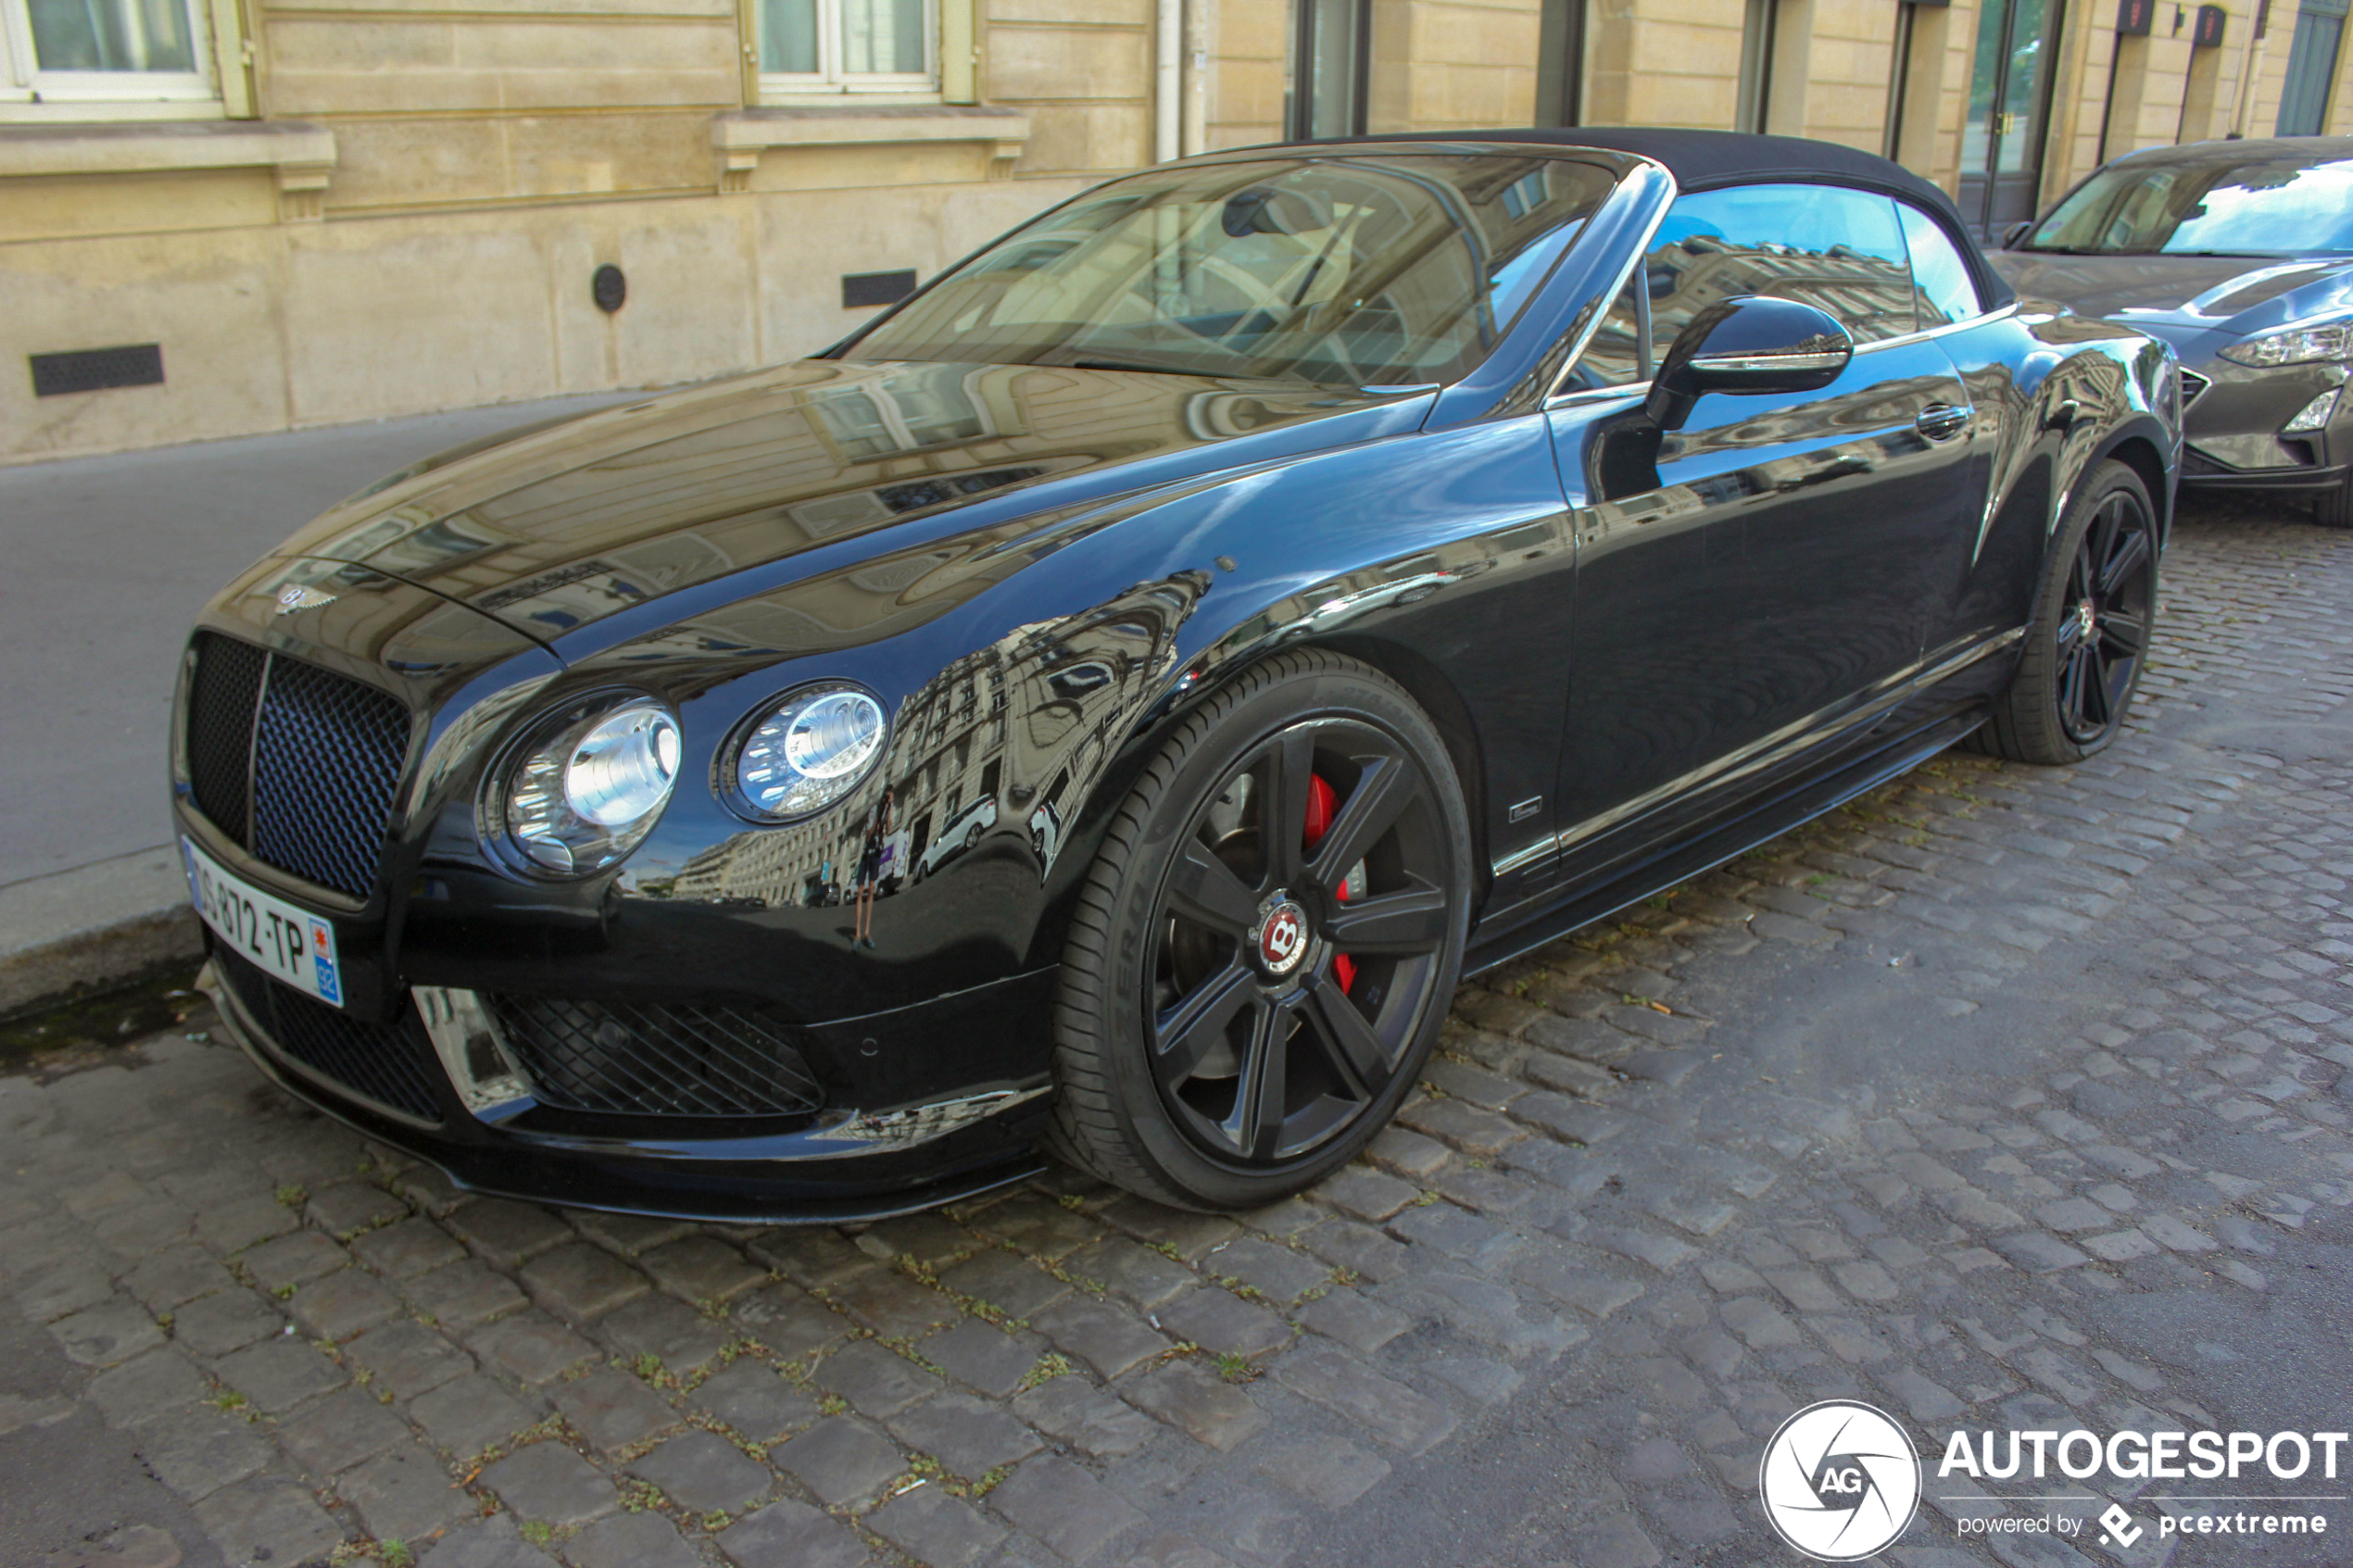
left=265, top=360, right=1409, bottom=645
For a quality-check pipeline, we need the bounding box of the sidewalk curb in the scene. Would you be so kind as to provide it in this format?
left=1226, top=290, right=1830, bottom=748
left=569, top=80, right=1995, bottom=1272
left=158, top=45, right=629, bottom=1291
left=0, top=846, right=201, bottom=1018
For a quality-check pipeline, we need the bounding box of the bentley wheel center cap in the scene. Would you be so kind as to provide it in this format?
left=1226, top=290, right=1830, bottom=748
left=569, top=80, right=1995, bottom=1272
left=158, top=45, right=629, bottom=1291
left=1255, top=897, right=1311, bottom=977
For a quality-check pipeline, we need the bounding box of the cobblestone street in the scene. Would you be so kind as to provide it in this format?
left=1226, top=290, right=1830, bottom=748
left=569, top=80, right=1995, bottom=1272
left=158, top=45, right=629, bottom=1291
left=5, top=494, right=2349, bottom=1568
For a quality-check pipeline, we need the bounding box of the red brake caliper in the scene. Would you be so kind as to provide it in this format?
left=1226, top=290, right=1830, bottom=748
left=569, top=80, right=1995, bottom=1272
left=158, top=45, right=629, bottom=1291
left=1303, top=774, right=1356, bottom=994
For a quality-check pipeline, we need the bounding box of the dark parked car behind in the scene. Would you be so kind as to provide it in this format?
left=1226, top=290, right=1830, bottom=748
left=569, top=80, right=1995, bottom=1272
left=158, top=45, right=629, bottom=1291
left=1994, top=136, right=2353, bottom=527
left=177, top=130, right=2179, bottom=1221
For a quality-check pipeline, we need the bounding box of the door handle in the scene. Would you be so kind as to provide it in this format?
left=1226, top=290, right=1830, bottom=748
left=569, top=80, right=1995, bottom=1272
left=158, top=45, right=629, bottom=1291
left=1917, top=403, right=1970, bottom=442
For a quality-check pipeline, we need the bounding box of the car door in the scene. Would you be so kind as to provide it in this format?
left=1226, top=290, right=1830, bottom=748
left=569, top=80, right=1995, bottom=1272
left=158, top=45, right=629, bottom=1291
left=1547, top=182, right=1985, bottom=880
left=1892, top=199, right=2045, bottom=669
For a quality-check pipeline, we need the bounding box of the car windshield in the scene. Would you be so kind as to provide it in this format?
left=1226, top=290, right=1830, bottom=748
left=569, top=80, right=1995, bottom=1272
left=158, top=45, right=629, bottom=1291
left=840, top=153, right=1617, bottom=387
left=2021, top=154, right=2353, bottom=257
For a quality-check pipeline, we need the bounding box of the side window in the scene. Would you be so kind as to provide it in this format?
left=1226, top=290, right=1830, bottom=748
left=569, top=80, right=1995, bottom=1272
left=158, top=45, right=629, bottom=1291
left=1643, top=184, right=1918, bottom=361
left=1897, top=203, right=1983, bottom=328
left=1562, top=277, right=1649, bottom=391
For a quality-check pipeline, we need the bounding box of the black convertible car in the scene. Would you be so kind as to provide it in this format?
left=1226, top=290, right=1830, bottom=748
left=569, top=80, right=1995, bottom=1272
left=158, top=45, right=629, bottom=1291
left=177, top=130, right=2180, bottom=1220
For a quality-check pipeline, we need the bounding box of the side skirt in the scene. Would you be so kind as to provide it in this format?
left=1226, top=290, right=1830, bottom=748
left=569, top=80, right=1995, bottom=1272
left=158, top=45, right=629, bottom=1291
left=1462, top=706, right=1987, bottom=976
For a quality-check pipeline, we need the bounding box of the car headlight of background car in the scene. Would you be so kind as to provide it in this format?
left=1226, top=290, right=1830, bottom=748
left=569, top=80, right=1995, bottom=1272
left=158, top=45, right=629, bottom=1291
left=486, top=694, right=681, bottom=875
left=2216, top=321, right=2352, bottom=368
left=724, top=683, right=887, bottom=822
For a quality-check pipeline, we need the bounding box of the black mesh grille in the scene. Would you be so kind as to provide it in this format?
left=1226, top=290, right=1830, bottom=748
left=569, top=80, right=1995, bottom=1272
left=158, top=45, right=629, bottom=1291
left=186, top=633, right=266, bottom=843
left=179, top=633, right=411, bottom=900
left=252, top=657, right=411, bottom=898
left=484, top=997, right=825, bottom=1120
left=215, top=947, right=444, bottom=1123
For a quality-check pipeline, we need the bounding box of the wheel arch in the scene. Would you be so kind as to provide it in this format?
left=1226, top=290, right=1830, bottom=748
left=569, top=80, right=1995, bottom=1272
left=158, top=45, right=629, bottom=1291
left=2091, top=426, right=2176, bottom=549
left=1027, top=632, right=1494, bottom=970
left=1303, top=633, right=1491, bottom=903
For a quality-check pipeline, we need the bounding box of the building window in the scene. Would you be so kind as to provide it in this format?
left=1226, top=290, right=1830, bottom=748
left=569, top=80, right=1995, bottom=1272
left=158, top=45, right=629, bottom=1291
left=2278, top=0, right=2349, bottom=136
left=1735, top=0, right=1776, bottom=132
left=759, top=0, right=935, bottom=95
left=1884, top=2, right=1918, bottom=158
left=1536, top=0, right=1589, bottom=126
left=1287, top=0, right=1367, bottom=140
left=1, top=0, right=217, bottom=104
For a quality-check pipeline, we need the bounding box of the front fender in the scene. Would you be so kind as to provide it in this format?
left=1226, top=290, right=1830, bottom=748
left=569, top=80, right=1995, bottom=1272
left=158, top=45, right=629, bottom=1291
left=570, top=412, right=1571, bottom=1010
left=2032, top=313, right=2181, bottom=546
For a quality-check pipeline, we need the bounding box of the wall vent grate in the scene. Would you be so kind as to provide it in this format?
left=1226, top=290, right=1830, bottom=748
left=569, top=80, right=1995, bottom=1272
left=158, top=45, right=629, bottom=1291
left=842, top=270, right=917, bottom=308
left=31, top=344, right=165, bottom=398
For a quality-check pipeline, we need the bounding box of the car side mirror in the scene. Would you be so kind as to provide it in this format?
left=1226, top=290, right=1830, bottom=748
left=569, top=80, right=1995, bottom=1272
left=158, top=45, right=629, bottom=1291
left=2001, top=220, right=2032, bottom=250
left=1644, top=295, right=1854, bottom=432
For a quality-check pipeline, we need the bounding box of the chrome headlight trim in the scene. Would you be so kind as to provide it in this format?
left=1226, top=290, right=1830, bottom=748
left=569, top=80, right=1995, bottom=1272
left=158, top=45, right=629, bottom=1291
left=480, top=691, right=682, bottom=879
left=721, top=682, right=890, bottom=824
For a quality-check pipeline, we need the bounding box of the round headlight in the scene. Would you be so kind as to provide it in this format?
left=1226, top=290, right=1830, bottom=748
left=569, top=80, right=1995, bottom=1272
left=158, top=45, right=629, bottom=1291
left=491, top=695, right=681, bottom=876
left=565, top=705, right=683, bottom=826
left=730, top=684, right=887, bottom=821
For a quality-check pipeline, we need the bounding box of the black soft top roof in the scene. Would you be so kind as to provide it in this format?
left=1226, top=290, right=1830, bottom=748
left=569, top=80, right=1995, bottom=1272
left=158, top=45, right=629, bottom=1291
left=2109, top=132, right=2353, bottom=167
left=1285, top=127, right=2017, bottom=312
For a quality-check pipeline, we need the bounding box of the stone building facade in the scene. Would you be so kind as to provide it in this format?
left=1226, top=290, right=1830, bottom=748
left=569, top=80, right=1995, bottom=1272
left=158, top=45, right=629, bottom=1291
left=6, top=0, right=2350, bottom=464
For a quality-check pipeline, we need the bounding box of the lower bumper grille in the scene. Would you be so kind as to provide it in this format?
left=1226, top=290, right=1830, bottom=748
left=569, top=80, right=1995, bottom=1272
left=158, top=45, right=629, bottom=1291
left=484, top=996, right=825, bottom=1120
left=216, top=948, right=444, bottom=1123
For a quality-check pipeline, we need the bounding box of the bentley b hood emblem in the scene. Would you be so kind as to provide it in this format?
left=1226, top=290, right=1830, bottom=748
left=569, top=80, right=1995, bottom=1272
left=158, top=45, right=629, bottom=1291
left=275, top=583, right=337, bottom=614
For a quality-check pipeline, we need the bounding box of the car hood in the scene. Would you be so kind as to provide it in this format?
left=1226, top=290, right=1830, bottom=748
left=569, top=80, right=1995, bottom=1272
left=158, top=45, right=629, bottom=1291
left=264, top=358, right=1430, bottom=653
left=1990, top=250, right=2353, bottom=341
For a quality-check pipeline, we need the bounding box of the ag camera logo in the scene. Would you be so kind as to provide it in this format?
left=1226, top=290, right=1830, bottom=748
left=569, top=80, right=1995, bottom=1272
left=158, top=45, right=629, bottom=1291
left=1759, top=1399, right=1922, bottom=1561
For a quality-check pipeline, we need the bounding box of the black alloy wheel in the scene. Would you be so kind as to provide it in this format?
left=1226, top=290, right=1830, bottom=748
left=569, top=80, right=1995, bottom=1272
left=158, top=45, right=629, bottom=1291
left=1976, top=459, right=2160, bottom=765
left=1147, top=717, right=1451, bottom=1163
left=2052, top=485, right=2157, bottom=746
left=1051, top=650, right=1471, bottom=1210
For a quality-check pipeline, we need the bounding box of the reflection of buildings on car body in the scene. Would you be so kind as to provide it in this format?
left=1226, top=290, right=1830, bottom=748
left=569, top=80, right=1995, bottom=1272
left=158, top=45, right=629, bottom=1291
left=246, top=358, right=1276, bottom=915
left=265, top=361, right=1316, bottom=647
left=670, top=571, right=1209, bottom=909
left=1215, top=511, right=1574, bottom=661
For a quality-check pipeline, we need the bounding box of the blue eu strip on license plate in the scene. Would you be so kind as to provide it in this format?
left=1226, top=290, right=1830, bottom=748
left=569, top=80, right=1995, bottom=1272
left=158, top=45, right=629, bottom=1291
left=182, top=837, right=344, bottom=1008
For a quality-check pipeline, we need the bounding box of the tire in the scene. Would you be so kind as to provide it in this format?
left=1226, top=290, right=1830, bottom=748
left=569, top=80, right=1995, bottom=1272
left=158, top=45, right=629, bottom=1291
left=2313, top=473, right=2353, bottom=530
left=1048, top=649, right=1473, bottom=1210
left=1975, top=459, right=2160, bottom=765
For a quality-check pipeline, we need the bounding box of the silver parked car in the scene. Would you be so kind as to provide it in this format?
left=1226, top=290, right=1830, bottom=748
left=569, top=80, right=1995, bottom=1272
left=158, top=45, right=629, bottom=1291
left=1994, top=137, right=2353, bottom=527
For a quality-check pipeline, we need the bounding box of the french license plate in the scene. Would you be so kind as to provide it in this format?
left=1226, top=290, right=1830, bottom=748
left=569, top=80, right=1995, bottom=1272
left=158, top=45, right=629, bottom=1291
left=182, top=836, right=345, bottom=1008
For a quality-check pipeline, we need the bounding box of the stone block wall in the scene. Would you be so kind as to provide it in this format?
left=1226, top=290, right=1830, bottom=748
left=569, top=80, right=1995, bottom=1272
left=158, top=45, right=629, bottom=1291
left=12, top=0, right=2353, bottom=463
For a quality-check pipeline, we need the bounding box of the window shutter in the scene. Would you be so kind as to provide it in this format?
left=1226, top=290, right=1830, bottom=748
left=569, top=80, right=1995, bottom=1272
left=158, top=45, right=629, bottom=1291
left=208, top=0, right=258, bottom=118
left=941, top=0, right=976, bottom=103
